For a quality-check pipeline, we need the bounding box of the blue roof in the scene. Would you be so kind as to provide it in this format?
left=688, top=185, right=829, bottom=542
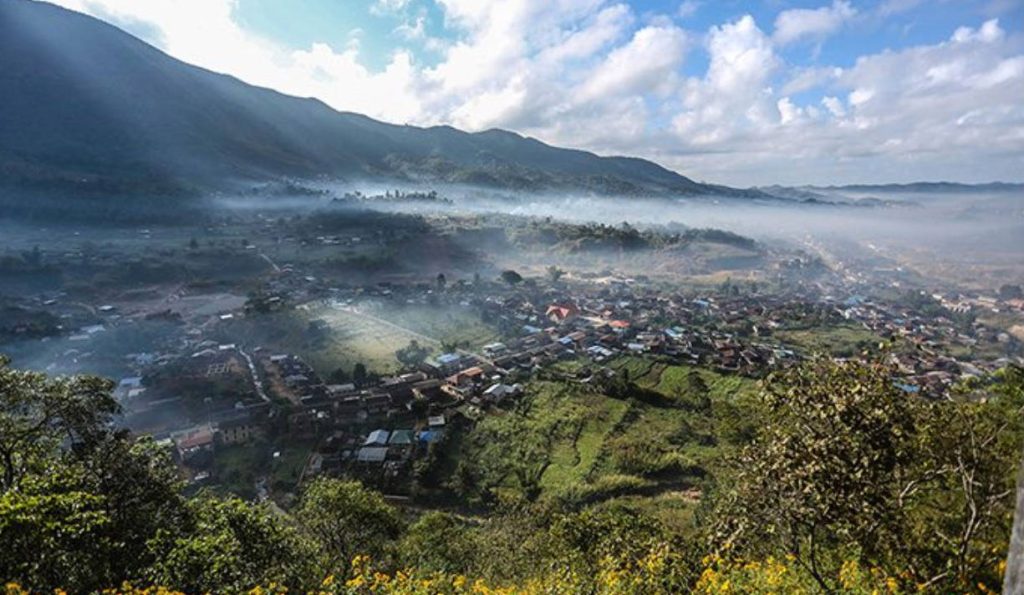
left=437, top=353, right=461, bottom=364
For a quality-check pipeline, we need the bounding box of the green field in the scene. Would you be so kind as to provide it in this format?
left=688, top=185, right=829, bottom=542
left=216, top=309, right=407, bottom=375
left=448, top=356, right=760, bottom=522
left=362, top=303, right=500, bottom=351
left=307, top=305, right=427, bottom=373
left=774, top=324, right=881, bottom=357
left=217, top=301, right=498, bottom=376
left=608, top=356, right=759, bottom=402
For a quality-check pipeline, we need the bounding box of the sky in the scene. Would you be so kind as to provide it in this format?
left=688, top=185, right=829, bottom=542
left=46, top=0, right=1024, bottom=187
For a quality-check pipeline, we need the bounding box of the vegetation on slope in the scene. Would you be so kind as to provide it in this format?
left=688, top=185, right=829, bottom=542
left=1, top=355, right=1022, bottom=593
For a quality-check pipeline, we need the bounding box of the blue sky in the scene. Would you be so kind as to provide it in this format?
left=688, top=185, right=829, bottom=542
left=48, top=0, right=1024, bottom=185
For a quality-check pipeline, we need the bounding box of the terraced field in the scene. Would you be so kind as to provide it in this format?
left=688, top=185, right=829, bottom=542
left=452, top=356, right=760, bottom=515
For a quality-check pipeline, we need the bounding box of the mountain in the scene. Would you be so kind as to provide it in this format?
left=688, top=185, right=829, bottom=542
left=807, top=182, right=1024, bottom=194
left=0, top=0, right=750, bottom=199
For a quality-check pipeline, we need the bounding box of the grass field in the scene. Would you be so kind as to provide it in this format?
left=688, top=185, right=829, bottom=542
left=361, top=303, right=500, bottom=351
left=537, top=385, right=630, bottom=491
left=308, top=305, right=426, bottom=373
left=773, top=324, right=881, bottom=357
left=450, top=356, right=760, bottom=523
left=608, top=356, right=759, bottom=403
left=218, top=300, right=499, bottom=376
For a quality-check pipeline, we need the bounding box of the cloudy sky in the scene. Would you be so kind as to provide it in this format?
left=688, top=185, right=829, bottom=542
left=47, top=0, right=1024, bottom=186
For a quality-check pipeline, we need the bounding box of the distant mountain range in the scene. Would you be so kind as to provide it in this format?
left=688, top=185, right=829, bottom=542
left=0, top=0, right=765, bottom=200
left=807, top=182, right=1024, bottom=194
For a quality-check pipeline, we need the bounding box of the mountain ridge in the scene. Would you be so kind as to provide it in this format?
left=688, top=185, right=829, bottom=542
left=0, top=0, right=759, bottom=199
left=805, top=181, right=1024, bottom=193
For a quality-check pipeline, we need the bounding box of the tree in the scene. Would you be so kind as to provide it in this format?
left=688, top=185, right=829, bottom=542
left=21, top=246, right=41, bottom=267
left=0, top=356, right=118, bottom=490
left=0, top=358, right=188, bottom=592
left=436, top=273, right=447, bottom=290
left=500, top=269, right=523, bottom=286
left=327, top=367, right=350, bottom=384
left=352, top=363, right=368, bottom=387
left=711, top=358, right=1024, bottom=592
left=145, top=495, right=313, bottom=594
left=188, top=237, right=199, bottom=250
left=1000, top=284, right=1024, bottom=300
left=396, top=340, right=430, bottom=369
left=546, top=265, right=565, bottom=283
left=399, top=512, right=473, bottom=574
left=296, top=478, right=404, bottom=576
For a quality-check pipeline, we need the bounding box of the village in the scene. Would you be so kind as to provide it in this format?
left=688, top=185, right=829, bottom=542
left=8, top=251, right=1020, bottom=503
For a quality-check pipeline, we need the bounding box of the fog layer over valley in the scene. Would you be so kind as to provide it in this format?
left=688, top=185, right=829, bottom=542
left=216, top=181, right=1024, bottom=288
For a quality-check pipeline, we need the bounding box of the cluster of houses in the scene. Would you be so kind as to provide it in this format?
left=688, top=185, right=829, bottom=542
left=29, top=247, right=1021, bottom=493
left=154, top=272, right=1024, bottom=484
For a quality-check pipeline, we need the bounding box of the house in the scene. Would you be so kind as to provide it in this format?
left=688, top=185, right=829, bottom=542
left=546, top=303, right=579, bottom=324
left=364, top=429, right=390, bottom=446
left=586, top=345, right=614, bottom=361
left=357, top=446, right=388, bottom=463
left=412, top=379, right=444, bottom=402
left=443, top=366, right=487, bottom=399
left=172, top=424, right=216, bottom=460
left=482, top=383, right=522, bottom=403
left=434, top=352, right=463, bottom=373
left=363, top=392, right=391, bottom=416
left=218, top=417, right=264, bottom=445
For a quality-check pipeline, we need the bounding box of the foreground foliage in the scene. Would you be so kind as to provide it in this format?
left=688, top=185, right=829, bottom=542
left=1, top=355, right=1021, bottom=593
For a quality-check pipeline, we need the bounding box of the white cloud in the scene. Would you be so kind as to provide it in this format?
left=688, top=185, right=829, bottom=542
left=394, top=16, right=426, bottom=40
left=951, top=18, right=1004, bottom=44
left=578, top=24, right=687, bottom=101
left=677, top=1, right=700, bottom=19
left=821, top=96, right=846, bottom=118
left=370, top=0, right=410, bottom=16
left=877, top=0, right=925, bottom=17
left=773, top=0, right=856, bottom=46
left=672, top=15, right=779, bottom=147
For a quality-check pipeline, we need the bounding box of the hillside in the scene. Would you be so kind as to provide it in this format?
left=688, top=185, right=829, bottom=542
left=0, top=0, right=753, bottom=199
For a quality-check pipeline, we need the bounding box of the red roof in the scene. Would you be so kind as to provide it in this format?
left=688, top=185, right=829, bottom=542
left=546, top=304, right=579, bottom=321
